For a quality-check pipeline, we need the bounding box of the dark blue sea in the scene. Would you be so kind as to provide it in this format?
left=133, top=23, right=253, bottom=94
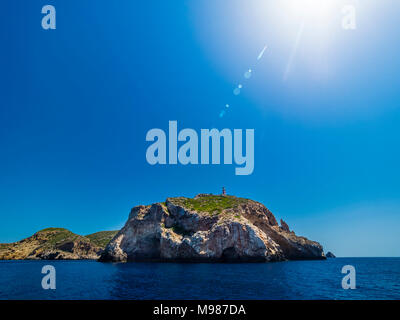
left=0, top=258, right=399, bottom=300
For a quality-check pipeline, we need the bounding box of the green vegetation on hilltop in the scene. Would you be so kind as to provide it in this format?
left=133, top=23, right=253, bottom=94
left=37, top=228, right=81, bottom=247
left=39, top=227, right=68, bottom=232
left=0, top=228, right=118, bottom=260
left=169, top=195, right=248, bottom=216
left=86, top=231, right=118, bottom=247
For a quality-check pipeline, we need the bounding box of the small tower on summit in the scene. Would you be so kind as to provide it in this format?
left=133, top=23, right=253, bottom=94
left=222, top=187, right=226, bottom=196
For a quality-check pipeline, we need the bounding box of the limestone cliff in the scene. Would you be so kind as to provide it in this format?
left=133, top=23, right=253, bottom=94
left=100, top=194, right=325, bottom=262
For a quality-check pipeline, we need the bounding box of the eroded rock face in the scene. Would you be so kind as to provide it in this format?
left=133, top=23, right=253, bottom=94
left=280, top=219, right=290, bottom=232
left=100, top=195, right=326, bottom=262
left=32, top=239, right=102, bottom=260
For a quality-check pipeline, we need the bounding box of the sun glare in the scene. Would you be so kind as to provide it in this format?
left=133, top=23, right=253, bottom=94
left=285, top=0, right=335, bottom=19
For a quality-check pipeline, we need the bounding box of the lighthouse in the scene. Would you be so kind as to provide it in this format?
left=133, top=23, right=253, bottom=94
left=222, top=187, right=226, bottom=196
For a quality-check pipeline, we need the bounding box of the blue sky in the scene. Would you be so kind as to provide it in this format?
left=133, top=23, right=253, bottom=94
left=1, top=0, right=399, bottom=256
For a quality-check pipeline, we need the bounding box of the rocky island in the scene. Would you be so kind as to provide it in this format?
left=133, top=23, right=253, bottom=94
left=0, top=228, right=117, bottom=260
left=326, top=251, right=336, bottom=258
left=100, top=194, right=326, bottom=262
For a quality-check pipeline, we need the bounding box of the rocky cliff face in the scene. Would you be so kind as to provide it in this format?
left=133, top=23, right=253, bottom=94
left=0, top=228, right=117, bottom=260
left=100, top=195, right=325, bottom=262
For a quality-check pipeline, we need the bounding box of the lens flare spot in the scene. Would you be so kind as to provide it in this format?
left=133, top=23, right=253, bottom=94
left=244, top=69, right=252, bottom=79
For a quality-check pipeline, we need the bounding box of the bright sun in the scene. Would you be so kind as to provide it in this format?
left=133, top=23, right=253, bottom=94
left=285, top=0, right=335, bottom=19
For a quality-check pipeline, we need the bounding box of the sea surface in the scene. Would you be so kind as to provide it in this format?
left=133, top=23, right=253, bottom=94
left=0, top=258, right=399, bottom=300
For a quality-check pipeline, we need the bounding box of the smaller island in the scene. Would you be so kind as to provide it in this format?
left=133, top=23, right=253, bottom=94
left=325, top=251, right=336, bottom=258
left=326, top=251, right=336, bottom=258
left=0, top=228, right=117, bottom=260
